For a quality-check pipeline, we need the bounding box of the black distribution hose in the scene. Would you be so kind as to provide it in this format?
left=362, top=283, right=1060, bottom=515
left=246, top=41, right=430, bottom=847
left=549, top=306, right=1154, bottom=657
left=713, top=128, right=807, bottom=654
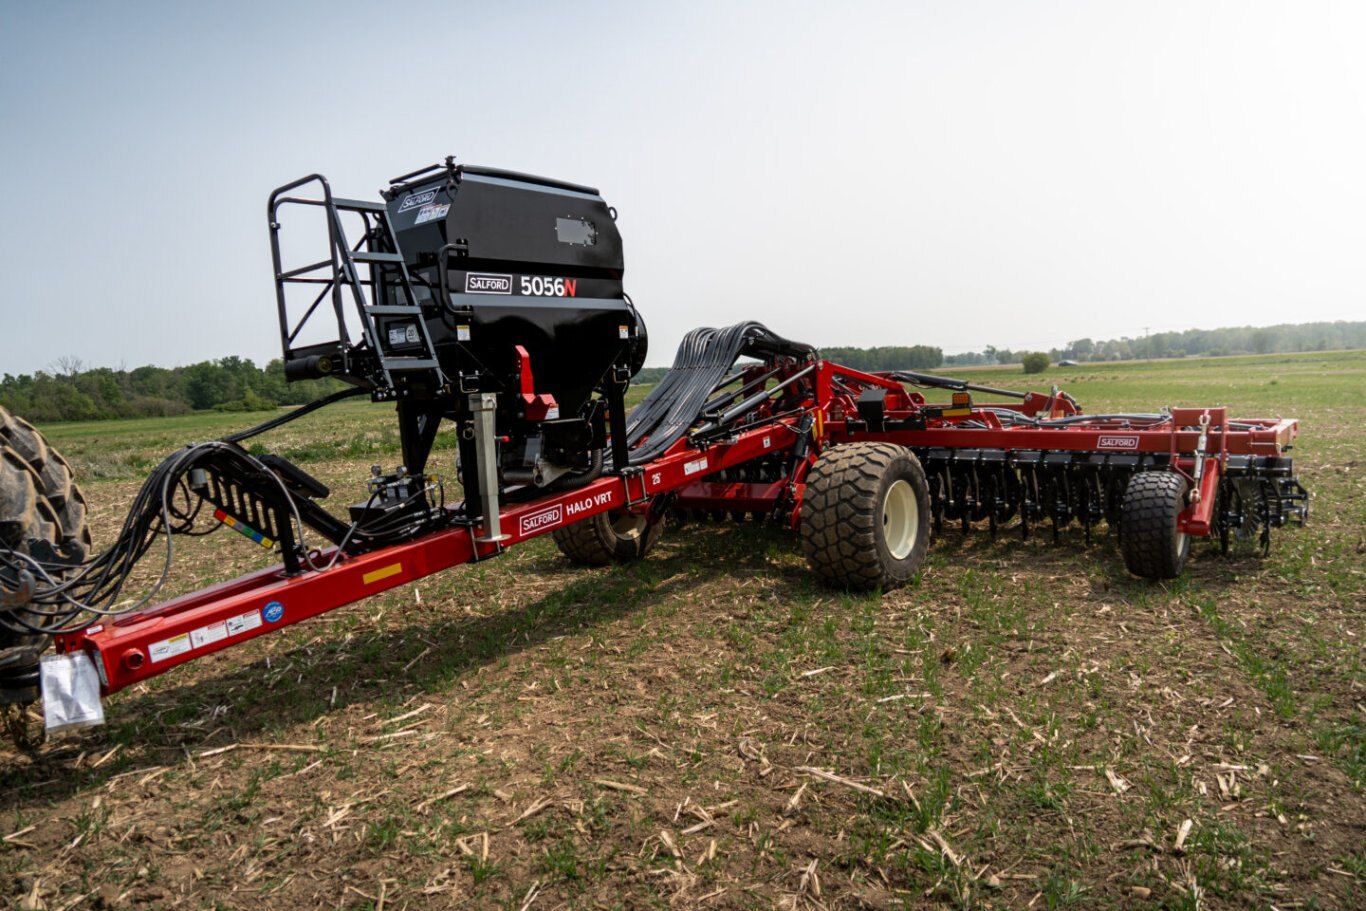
left=0, top=444, right=235, bottom=636
left=623, top=322, right=814, bottom=465
left=0, top=386, right=386, bottom=639
left=222, top=386, right=367, bottom=443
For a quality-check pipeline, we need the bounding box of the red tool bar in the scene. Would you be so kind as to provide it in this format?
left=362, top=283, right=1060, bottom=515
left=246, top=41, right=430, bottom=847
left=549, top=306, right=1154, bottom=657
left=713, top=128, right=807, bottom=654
left=55, top=418, right=802, bottom=695
left=833, top=420, right=1297, bottom=456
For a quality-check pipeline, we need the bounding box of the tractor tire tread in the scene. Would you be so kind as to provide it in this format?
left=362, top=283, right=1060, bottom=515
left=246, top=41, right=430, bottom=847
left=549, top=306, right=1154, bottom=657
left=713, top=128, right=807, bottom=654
left=1, top=405, right=93, bottom=702
left=0, top=408, right=90, bottom=553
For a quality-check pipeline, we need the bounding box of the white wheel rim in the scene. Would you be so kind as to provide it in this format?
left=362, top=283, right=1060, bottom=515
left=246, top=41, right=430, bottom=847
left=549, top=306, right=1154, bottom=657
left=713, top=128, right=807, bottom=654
left=611, top=512, right=645, bottom=541
left=882, top=479, right=919, bottom=560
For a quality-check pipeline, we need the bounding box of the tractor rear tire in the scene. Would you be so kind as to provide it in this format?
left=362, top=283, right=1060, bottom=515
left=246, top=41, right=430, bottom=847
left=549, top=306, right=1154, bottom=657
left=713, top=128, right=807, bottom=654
left=801, top=442, right=932, bottom=591
left=1119, top=471, right=1190, bottom=580
left=553, top=507, right=664, bottom=566
left=1, top=406, right=92, bottom=705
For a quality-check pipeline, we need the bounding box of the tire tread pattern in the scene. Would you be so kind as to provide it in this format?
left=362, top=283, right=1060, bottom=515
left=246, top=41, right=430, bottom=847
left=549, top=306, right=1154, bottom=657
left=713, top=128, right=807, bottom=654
left=800, top=442, right=930, bottom=591
left=553, top=511, right=664, bottom=566
left=0, top=408, right=90, bottom=553
left=1, top=405, right=93, bottom=677
left=1119, top=471, right=1189, bottom=579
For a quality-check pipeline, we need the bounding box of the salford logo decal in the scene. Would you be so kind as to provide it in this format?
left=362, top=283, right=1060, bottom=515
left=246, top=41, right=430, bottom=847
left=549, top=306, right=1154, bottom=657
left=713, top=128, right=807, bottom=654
left=1097, top=435, right=1140, bottom=450
left=397, top=188, right=439, bottom=212
left=466, top=272, right=513, bottom=294
left=519, top=504, right=563, bottom=536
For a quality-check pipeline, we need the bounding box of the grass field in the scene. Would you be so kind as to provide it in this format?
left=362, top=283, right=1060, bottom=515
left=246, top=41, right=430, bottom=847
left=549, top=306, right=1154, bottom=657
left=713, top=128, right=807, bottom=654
left=3, top=350, right=1363, bottom=910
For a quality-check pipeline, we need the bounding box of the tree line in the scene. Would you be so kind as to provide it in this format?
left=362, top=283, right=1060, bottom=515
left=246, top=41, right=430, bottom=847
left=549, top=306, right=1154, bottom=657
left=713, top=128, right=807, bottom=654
left=943, top=320, right=1366, bottom=366
left=0, top=358, right=343, bottom=423
left=633, top=344, right=944, bottom=385
left=7, top=319, right=1361, bottom=421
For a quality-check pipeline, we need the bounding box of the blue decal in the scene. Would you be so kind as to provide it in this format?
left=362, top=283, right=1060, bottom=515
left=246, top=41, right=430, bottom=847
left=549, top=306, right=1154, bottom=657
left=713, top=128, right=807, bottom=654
left=262, top=601, right=285, bottom=623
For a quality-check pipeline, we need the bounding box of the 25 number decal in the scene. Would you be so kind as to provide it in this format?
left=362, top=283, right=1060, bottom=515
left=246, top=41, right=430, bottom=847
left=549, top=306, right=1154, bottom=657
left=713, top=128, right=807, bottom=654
left=520, top=276, right=577, bottom=298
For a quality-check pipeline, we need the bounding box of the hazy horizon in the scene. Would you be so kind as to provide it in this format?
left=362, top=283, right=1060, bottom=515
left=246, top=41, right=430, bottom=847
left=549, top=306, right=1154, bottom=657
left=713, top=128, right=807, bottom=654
left=4, top=316, right=1362, bottom=377
left=3, top=1, right=1362, bottom=375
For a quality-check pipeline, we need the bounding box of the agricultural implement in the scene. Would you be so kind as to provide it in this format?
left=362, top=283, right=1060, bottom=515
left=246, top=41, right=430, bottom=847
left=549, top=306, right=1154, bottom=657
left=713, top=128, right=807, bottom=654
left=0, top=157, right=1308, bottom=736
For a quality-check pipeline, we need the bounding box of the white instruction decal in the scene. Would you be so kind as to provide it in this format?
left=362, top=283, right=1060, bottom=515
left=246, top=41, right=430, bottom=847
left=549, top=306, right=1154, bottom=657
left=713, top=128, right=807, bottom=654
left=414, top=203, right=450, bottom=225
left=683, top=457, right=709, bottom=476
left=190, top=621, right=229, bottom=649
left=149, top=633, right=192, bottom=663
left=226, top=610, right=263, bottom=637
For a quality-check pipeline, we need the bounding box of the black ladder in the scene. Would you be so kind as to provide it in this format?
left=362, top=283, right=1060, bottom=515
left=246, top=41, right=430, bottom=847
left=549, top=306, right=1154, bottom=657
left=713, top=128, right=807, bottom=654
left=269, top=174, right=447, bottom=396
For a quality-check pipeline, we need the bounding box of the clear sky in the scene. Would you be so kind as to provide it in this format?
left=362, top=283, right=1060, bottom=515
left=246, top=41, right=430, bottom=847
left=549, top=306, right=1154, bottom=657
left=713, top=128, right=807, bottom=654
left=2, top=0, right=1362, bottom=375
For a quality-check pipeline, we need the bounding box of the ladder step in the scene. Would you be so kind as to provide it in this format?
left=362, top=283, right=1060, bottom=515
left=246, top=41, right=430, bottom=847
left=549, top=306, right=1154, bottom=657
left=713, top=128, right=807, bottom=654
left=333, top=197, right=387, bottom=212
left=351, top=251, right=404, bottom=264
left=380, top=357, right=441, bottom=371
left=367, top=305, right=425, bottom=316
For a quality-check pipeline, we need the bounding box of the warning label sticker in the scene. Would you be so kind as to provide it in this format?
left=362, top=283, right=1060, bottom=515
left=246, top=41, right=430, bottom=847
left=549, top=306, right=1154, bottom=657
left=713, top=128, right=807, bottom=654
left=149, top=634, right=191, bottom=663
left=414, top=203, right=450, bottom=225
left=190, top=621, right=229, bottom=649
left=226, top=610, right=263, bottom=637
left=683, top=457, right=709, bottom=476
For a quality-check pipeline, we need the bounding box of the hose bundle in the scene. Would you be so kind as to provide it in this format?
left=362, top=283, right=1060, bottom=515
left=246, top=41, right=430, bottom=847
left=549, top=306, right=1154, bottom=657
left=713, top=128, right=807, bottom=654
left=625, top=322, right=814, bottom=464
left=0, top=387, right=441, bottom=639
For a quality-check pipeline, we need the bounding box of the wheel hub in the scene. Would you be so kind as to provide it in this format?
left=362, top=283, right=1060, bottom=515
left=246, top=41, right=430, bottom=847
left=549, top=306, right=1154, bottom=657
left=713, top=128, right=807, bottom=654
left=882, top=479, right=919, bottom=560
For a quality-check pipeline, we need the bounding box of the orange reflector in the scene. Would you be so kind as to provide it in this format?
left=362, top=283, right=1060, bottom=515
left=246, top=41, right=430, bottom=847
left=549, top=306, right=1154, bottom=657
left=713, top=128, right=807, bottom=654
left=944, top=391, right=973, bottom=418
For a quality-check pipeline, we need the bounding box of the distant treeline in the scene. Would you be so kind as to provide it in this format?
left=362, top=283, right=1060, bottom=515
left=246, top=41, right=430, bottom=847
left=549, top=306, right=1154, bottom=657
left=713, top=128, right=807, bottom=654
left=9, top=319, right=1362, bottom=421
left=633, top=345, right=943, bottom=385
left=943, top=320, right=1366, bottom=366
left=0, top=358, right=343, bottom=423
